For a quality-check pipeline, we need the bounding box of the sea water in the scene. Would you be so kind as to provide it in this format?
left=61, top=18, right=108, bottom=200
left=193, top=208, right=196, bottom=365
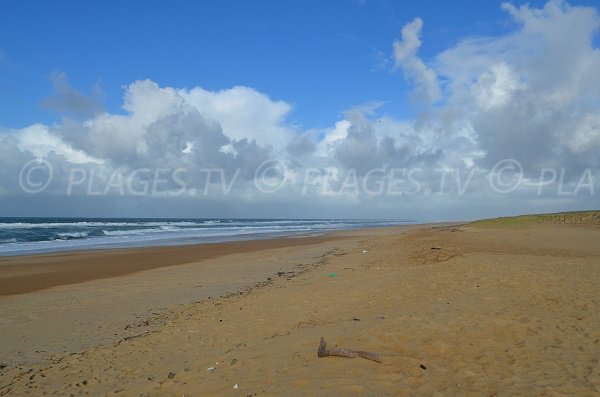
left=0, top=218, right=416, bottom=256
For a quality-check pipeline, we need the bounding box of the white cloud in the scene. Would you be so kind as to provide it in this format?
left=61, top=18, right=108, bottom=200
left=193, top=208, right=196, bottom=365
left=179, top=85, right=294, bottom=148
left=42, top=81, right=284, bottom=176
left=16, top=124, right=102, bottom=164
left=472, top=63, right=520, bottom=110
left=566, top=113, right=600, bottom=154
left=0, top=80, right=287, bottom=200
left=432, top=0, right=600, bottom=172
left=41, top=71, right=104, bottom=118
left=392, top=18, right=441, bottom=103
left=122, top=80, right=185, bottom=125
left=316, top=120, right=350, bottom=156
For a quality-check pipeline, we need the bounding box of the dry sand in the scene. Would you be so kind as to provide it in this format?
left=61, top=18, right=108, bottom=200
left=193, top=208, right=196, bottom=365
left=1, top=223, right=599, bottom=396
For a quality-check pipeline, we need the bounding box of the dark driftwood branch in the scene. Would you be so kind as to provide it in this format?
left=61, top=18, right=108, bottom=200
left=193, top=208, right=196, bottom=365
left=317, top=337, right=381, bottom=363
left=119, top=331, right=152, bottom=344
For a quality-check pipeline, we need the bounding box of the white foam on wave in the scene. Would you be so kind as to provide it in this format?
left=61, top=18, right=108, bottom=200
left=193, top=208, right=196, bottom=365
left=0, top=219, right=413, bottom=256
left=56, top=232, right=89, bottom=239
left=0, top=221, right=208, bottom=229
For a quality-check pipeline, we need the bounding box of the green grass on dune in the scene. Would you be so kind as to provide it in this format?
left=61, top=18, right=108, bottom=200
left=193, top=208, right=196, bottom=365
left=469, top=211, right=600, bottom=227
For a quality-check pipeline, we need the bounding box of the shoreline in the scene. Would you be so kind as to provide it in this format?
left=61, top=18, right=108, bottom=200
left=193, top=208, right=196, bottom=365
left=0, top=224, right=432, bottom=296
left=0, top=232, right=341, bottom=296
left=0, top=224, right=427, bottom=369
left=0, top=218, right=416, bottom=258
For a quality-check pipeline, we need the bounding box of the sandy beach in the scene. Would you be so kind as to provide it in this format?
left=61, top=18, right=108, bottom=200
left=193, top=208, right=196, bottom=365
left=1, top=221, right=600, bottom=396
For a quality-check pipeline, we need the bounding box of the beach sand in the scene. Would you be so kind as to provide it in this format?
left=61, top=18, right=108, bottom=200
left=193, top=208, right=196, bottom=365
left=1, top=222, right=599, bottom=396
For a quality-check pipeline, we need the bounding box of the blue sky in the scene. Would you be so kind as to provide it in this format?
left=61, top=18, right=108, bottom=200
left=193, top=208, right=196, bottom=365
left=1, top=0, right=534, bottom=129
left=1, top=0, right=600, bottom=220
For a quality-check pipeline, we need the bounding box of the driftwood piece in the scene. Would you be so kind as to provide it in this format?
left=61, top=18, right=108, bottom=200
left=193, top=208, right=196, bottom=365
left=118, top=331, right=152, bottom=344
left=317, top=337, right=381, bottom=363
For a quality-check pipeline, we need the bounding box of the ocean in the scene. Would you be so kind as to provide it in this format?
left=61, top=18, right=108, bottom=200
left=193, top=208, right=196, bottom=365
left=0, top=218, right=415, bottom=256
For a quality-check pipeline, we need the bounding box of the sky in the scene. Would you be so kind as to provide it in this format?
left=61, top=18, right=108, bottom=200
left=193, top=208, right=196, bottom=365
left=1, top=0, right=599, bottom=221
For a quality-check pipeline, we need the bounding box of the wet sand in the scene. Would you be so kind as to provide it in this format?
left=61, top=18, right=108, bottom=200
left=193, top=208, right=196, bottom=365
left=0, top=234, right=350, bottom=295
left=1, top=223, right=599, bottom=396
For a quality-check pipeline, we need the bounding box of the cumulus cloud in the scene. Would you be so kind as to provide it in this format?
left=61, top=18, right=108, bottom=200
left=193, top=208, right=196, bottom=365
left=41, top=71, right=105, bottom=118
left=43, top=81, right=274, bottom=180
left=392, top=18, right=441, bottom=103
left=433, top=0, right=600, bottom=174
left=0, top=80, right=286, bottom=201
left=317, top=0, right=600, bottom=204
left=179, top=85, right=294, bottom=148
